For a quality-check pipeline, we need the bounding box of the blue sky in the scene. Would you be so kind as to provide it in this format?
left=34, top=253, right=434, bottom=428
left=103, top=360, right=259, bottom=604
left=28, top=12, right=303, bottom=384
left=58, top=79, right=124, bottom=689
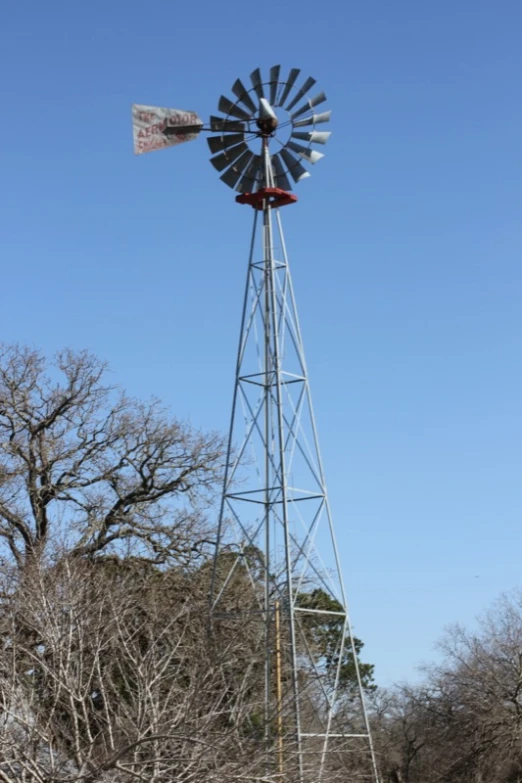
left=1, top=0, right=521, bottom=685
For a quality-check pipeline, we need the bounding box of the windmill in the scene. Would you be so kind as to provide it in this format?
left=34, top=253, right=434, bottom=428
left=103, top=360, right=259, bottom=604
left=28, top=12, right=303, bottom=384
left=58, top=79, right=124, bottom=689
left=133, top=67, right=380, bottom=783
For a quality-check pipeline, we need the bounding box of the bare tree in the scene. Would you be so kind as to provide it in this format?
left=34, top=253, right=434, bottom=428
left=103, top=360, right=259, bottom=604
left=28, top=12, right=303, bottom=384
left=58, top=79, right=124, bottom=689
left=430, top=592, right=522, bottom=782
left=372, top=592, right=522, bottom=783
left=0, top=556, right=276, bottom=782
left=0, top=344, right=226, bottom=567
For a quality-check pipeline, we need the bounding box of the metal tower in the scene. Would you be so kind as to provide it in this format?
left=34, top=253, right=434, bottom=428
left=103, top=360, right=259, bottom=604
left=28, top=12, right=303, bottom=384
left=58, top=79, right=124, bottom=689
left=207, top=69, right=379, bottom=783
left=133, top=66, right=380, bottom=783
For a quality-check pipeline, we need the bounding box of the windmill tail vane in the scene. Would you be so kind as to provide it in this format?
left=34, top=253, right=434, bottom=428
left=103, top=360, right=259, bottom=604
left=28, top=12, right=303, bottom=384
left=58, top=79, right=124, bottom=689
left=133, top=67, right=381, bottom=783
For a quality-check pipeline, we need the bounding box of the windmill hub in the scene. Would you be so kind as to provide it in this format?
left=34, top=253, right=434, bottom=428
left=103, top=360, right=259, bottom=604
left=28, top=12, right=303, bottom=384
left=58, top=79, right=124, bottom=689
left=256, top=97, right=279, bottom=135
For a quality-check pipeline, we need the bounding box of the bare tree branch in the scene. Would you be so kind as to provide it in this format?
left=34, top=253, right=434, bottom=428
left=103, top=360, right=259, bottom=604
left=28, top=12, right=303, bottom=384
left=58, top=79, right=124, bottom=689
left=0, top=344, right=226, bottom=566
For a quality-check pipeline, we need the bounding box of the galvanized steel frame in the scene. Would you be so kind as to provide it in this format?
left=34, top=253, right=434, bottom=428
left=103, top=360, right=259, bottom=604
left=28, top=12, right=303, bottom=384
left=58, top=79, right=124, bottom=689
left=209, top=138, right=380, bottom=783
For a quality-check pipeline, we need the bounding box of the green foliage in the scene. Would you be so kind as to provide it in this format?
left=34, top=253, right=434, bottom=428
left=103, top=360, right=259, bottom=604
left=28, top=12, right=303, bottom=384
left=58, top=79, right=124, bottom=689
left=296, top=588, right=376, bottom=694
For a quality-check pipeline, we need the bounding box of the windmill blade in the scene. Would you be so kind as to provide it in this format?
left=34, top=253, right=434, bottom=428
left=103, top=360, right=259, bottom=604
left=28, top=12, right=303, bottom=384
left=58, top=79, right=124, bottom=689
left=210, top=115, right=245, bottom=132
left=269, top=65, right=281, bottom=105
left=280, top=147, right=311, bottom=183
left=287, top=140, right=325, bottom=164
left=271, top=153, right=292, bottom=192
left=250, top=68, right=265, bottom=100
left=290, top=91, right=327, bottom=120
left=207, top=68, right=328, bottom=190
left=285, top=76, right=317, bottom=112
left=236, top=154, right=262, bottom=193
left=220, top=150, right=254, bottom=188
left=277, top=68, right=300, bottom=108
left=207, top=133, right=245, bottom=155
left=231, top=78, right=257, bottom=114
left=292, top=111, right=331, bottom=128
left=291, top=131, right=331, bottom=145
left=210, top=141, right=249, bottom=172
left=218, top=96, right=252, bottom=121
